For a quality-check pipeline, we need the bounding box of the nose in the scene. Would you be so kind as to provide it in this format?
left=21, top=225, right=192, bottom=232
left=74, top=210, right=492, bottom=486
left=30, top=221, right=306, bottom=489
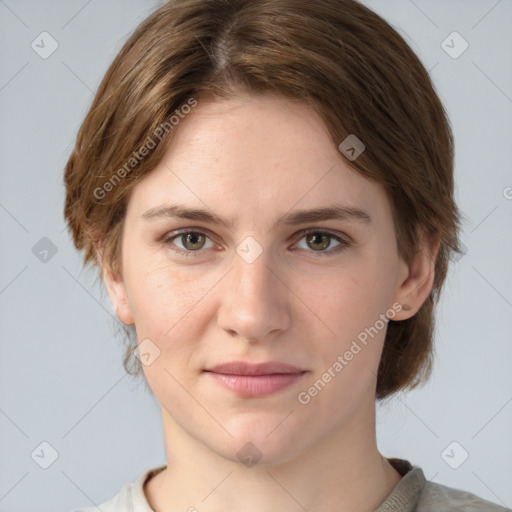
left=217, top=249, right=291, bottom=343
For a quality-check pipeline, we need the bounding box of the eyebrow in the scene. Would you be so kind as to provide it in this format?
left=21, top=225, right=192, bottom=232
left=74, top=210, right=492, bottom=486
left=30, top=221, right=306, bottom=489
left=141, top=203, right=372, bottom=230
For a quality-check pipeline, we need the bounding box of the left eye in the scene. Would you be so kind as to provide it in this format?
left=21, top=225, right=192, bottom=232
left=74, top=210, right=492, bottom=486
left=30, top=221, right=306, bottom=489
left=162, top=229, right=348, bottom=256
left=294, top=230, right=345, bottom=253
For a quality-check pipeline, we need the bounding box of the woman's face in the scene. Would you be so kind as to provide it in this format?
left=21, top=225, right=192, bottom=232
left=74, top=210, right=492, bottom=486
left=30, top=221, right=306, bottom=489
left=104, top=92, right=419, bottom=464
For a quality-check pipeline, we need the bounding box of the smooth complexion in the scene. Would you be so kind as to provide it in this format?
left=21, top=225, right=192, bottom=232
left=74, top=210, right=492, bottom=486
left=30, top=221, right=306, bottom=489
left=101, top=91, right=439, bottom=512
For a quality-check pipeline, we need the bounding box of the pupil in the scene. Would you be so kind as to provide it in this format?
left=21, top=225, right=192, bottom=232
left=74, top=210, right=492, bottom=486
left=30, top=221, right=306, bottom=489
left=186, top=233, right=202, bottom=249
left=309, top=233, right=328, bottom=251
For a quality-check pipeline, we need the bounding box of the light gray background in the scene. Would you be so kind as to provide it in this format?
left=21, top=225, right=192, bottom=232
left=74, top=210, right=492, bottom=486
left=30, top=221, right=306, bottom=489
left=0, top=1, right=511, bottom=511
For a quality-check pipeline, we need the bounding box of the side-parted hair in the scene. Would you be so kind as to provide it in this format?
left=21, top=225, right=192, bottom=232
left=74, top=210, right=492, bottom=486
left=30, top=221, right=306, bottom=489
left=63, top=0, right=463, bottom=399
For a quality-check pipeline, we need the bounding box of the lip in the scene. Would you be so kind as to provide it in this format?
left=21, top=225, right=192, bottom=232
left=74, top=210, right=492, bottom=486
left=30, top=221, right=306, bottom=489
left=206, top=361, right=306, bottom=375
left=204, top=361, right=307, bottom=397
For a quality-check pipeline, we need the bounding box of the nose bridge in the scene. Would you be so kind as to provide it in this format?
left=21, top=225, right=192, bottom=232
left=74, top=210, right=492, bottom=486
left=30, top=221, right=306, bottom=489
left=217, top=240, right=289, bottom=340
left=231, top=239, right=279, bottom=305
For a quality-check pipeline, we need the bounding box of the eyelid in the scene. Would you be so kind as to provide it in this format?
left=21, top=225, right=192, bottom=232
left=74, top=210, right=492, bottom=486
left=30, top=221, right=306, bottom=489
left=160, top=227, right=220, bottom=253
left=161, top=227, right=218, bottom=241
left=161, top=227, right=351, bottom=256
left=298, top=227, right=351, bottom=243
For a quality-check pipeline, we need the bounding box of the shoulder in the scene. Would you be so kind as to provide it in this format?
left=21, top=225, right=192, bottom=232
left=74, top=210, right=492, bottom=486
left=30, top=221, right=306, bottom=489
left=68, top=480, right=134, bottom=512
left=382, top=459, right=509, bottom=512
left=68, top=465, right=165, bottom=512
left=417, top=480, right=510, bottom=512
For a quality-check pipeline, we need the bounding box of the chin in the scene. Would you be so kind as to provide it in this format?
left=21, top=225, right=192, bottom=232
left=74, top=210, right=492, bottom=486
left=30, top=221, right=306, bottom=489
left=207, top=418, right=307, bottom=467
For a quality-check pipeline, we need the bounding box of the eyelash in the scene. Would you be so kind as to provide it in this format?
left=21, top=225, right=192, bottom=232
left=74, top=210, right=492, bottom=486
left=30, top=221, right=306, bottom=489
left=161, top=228, right=351, bottom=258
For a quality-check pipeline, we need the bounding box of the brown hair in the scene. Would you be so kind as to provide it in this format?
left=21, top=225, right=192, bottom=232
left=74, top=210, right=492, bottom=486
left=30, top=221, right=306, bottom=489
left=63, top=0, right=464, bottom=399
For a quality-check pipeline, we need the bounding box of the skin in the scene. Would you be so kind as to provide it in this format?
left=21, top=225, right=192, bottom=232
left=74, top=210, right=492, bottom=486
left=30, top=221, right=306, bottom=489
left=100, top=91, right=439, bottom=512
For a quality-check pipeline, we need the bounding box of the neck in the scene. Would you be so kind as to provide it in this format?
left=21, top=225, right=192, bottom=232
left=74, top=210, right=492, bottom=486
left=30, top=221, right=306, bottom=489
left=145, top=394, right=402, bottom=512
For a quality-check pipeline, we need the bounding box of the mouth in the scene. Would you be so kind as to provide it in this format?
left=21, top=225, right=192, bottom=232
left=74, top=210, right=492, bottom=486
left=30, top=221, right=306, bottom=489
left=203, top=361, right=308, bottom=397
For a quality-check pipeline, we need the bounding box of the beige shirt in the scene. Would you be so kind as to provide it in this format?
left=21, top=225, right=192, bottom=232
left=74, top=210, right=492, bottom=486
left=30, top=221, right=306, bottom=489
left=70, top=458, right=509, bottom=511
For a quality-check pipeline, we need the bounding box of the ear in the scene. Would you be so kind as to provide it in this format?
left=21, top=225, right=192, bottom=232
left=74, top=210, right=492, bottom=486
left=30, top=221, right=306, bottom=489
left=96, top=245, right=135, bottom=326
left=391, top=231, right=441, bottom=321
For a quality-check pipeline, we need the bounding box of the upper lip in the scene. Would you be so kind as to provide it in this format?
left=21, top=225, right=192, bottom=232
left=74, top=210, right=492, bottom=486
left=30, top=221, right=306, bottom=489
left=205, top=361, right=306, bottom=375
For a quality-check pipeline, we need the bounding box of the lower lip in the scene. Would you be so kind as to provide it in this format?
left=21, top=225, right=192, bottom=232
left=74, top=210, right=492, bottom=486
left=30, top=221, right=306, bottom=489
left=205, top=371, right=306, bottom=397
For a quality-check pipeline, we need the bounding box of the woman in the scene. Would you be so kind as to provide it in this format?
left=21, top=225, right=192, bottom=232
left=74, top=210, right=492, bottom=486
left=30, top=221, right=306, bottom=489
left=64, top=0, right=507, bottom=510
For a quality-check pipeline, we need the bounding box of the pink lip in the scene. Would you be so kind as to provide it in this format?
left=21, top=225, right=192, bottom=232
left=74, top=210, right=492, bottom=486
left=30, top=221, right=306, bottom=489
left=204, top=361, right=307, bottom=397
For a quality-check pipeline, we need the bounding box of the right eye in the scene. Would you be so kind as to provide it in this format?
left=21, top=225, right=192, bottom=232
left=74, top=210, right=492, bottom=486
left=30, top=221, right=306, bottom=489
left=162, top=229, right=216, bottom=256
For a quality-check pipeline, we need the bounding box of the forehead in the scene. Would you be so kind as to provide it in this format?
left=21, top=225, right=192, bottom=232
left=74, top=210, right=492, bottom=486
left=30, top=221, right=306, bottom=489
left=126, top=92, right=391, bottom=229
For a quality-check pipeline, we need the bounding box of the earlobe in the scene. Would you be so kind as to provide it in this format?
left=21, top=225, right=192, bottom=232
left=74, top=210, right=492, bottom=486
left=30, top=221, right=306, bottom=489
left=97, top=247, right=135, bottom=326
left=391, top=233, right=441, bottom=321
left=104, top=267, right=135, bottom=326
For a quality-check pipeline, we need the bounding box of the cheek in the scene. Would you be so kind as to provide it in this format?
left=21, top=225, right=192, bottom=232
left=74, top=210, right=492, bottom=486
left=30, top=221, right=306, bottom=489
left=126, top=258, right=205, bottom=326
left=298, top=288, right=388, bottom=420
left=303, top=262, right=391, bottom=338
left=124, top=259, right=225, bottom=375
left=298, top=259, right=393, bottom=395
